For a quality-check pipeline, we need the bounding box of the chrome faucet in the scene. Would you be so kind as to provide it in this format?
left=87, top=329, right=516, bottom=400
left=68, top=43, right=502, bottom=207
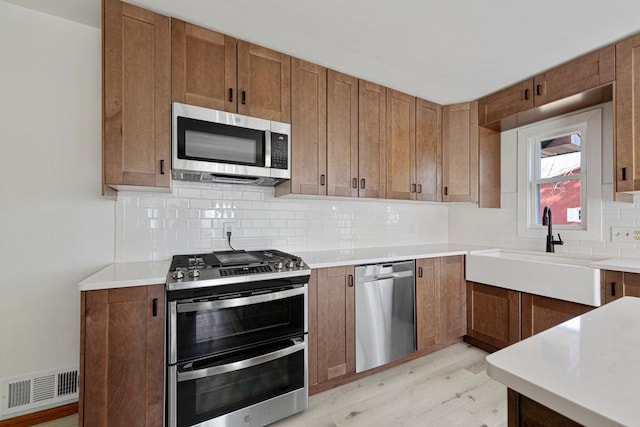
left=542, top=206, right=563, bottom=253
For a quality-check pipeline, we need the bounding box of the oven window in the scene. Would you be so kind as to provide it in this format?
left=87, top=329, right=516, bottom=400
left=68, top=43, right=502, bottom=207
left=176, top=292, right=304, bottom=361
left=176, top=339, right=305, bottom=426
left=177, top=116, right=265, bottom=166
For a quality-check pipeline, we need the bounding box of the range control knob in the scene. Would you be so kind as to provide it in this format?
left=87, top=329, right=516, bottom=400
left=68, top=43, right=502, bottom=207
left=189, top=269, right=200, bottom=278
left=297, top=259, right=305, bottom=268
left=172, top=269, right=184, bottom=280
left=287, top=260, right=295, bottom=269
left=275, top=261, right=284, bottom=270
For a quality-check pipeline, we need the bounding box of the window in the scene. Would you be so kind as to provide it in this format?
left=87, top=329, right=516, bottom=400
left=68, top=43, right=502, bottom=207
left=517, top=108, right=602, bottom=241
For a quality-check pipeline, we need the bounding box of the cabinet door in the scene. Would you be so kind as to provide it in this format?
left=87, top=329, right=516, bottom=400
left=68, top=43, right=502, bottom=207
left=466, top=282, right=520, bottom=353
left=533, top=45, right=615, bottom=106
left=316, top=266, right=355, bottom=383
left=327, top=70, right=359, bottom=197
left=171, top=19, right=236, bottom=111
left=478, top=80, right=534, bottom=126
left=358, top=80, right=387, bottom=199
left=80, top=285, right=164, bottom=427
left=290, top=58, right=327, bottom=195
left=622, top=272, right=640, bottom=297
left=521, top=293, right=592, bottom=339
left=442, top=102, right=478, bottom=202
left=386, top=89, right=416, bottom=200
left=416, top=258, right=438, bottom=352
left=415, top=99, right=442, bottom=202
left=103, top=0, right=170, bottom=189
left=237, top=41, right=291, bottom=122
left=440, top=256, right=466, bottom=341
left=615, top=34, right=640, bottom=193
left=602, top=270, right=624, bottom=303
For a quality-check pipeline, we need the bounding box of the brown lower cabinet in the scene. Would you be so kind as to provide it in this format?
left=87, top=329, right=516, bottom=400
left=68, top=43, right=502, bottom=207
left=602, top=269, right=640, bottom=303
left=465, top=282, right=595, bottom=351
left=79, top=285, right=165, bottom=427
left=466, top=282, right=520, bottom=353
left=508, top=389, right=582, bottom=427
left=416, top=256, right=466, bottom=352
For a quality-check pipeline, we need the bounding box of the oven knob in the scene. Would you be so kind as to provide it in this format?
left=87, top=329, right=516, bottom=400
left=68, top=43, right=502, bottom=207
left=297, top=259, right=305, bottom=268
left=275, top=261, right=284, bottom=270
left=172, top=270, right=184, bottom=280
left=189, top=269, right=200, bottom=278
left=287, top=260, right=295, bottom=269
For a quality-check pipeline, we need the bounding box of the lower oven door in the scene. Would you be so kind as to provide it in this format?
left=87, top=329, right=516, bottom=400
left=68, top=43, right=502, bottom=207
left=168, top=336, right=307, bottom=427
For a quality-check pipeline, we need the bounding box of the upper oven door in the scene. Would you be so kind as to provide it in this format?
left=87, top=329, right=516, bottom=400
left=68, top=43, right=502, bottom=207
left=169, top=283, right=307, bottom=364
left=172, top=102, right=273, bottom=177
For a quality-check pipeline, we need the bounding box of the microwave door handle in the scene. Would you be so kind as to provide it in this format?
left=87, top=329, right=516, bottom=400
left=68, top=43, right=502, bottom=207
left=176, top=286, right=305, bottom=313
left=177, top=339, right=306, bottom=382
left=264, top=129, right=272, bottom=168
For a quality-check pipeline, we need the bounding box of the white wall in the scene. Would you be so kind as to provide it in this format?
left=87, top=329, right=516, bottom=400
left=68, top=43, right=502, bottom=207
left=449, top=102, right=640, bottom=258
left=116, top=182, right=449, bottom=261
left=0, top=3, right=114, bottom=380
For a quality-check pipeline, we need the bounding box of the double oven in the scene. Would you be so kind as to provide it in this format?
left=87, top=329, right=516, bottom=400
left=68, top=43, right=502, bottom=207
left=166, top=250, right=310, bottom=427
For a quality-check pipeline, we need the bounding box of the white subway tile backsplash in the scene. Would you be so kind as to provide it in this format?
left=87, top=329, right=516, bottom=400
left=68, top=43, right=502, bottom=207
left=116, top=181, right=448, bottom=261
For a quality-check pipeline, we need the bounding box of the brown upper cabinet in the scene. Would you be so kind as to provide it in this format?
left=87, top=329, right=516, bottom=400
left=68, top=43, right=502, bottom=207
left=415, top=99, right=443, bottom=202
left=442, top=102, right=479, bottom=203
left=386, top=89, right=417, bottom=200
left=171, top=19, right=291, bottom=123
left=478, top=45, right=615, bottom=130
left=327, top=71, right=359, bottom=197
left=615, top=34, right=640, bottom=196
left=358, top=80, right=387, bottom=199
left=285, top=58, right=327, bottom=196
left=103, top=0, right=170, bottom=191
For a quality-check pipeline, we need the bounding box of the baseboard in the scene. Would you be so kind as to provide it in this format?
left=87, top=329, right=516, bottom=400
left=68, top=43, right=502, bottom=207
left=0, top=402, right=77, bottom=427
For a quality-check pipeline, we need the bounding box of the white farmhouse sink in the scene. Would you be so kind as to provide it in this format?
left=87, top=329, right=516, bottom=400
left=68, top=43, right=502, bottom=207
left=466, top=250, right=604, bottom=306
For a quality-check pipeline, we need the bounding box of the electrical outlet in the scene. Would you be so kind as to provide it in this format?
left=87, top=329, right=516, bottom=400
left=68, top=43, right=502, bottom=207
left=611, top=226, right=640, bottom=242
left=224, top=222, right=233, bottom=236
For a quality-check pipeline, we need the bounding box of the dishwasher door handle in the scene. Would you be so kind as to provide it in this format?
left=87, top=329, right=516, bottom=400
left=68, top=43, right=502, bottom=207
left=359, top=270, right=414, bottom=282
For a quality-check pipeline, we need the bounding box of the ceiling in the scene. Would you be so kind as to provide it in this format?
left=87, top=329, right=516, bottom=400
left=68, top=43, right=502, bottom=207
left=5, top=0, right=640, bottom=104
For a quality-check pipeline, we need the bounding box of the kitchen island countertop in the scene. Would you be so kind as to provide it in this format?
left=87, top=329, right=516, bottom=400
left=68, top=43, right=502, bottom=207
left=486, top=296, right=640, bottom=427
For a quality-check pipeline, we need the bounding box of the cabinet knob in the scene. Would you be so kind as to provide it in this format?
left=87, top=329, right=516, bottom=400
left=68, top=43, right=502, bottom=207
left=241, top=90, right=247, bottom=105
left=418, top=266, right=423, bottom=278
left=622, top=167, right=628, bottom=181
left=611, top=282, right=617, bottom=297
left=411, top=184, right=416, bottom=193
left=360, top=179, right=366, bottom=190
left=417, top=184, right=422, bottom=194
left=320, top=174, right=326, bottom=186
left=229, top=88, right=233, bottom=102
left=348, top=275, right=354, bottom=287
left=352, top=178, right=358, bottom=189
left=524, top=88, right=530, bottom=100
left=152, top=298, right=158, bottom=317
left=444, top=186, right=448, bottom=196
left=536, top=83, right=543, bottom=96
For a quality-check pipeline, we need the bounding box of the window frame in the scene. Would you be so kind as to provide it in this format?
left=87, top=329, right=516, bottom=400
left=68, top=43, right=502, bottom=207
left=517, top=108, right=602, bottom=241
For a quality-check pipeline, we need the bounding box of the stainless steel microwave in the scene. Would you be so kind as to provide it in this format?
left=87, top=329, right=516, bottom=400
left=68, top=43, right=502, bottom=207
left=172, top=102, right=291, bottom=186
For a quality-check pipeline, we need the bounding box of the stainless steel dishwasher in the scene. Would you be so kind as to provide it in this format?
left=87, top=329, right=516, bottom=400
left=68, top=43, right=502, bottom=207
left=355, top=260, right=415, bottom=373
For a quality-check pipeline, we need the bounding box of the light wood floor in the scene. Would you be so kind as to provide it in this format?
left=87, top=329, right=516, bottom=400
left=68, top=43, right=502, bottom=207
left=37, top=343, right=506, bottom=427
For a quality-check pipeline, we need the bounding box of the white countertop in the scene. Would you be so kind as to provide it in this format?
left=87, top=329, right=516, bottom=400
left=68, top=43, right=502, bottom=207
left=486, top=296, right=640, bottom=427
left=295, top=243, right=490, bottom=269
left=591, top=257, right=640, bottom=274
left=78, top=260, right=170, bottom=291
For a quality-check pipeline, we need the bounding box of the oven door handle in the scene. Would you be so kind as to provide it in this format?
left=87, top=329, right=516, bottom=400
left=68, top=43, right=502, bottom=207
left=176, top=286, right=305, bottom=313
left=176, top=339, right=305, bottom=382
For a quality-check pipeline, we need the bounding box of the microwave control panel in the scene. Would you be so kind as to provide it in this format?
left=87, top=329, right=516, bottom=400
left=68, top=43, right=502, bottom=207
left=270, top=133, right=289, bottom=169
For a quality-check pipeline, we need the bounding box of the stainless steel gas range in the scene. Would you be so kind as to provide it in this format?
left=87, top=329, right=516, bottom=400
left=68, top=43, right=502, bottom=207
left=165, top=249, right=311, bottom=427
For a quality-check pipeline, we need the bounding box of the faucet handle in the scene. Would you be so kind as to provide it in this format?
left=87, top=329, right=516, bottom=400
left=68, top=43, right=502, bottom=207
left=555, top=233, right=564, bottom=245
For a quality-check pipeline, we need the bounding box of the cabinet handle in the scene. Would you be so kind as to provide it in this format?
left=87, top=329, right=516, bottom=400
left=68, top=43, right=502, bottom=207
left=348, top=275, right=354, bottom=287
left=229, top=88, right=233, bottom=102
left=444, top=186, right=448, bottom=196
left=242, top=90, right=247, bottom=105
left=160, top=159, right=165, bottom=175
left=611, top=282, right=617, bottom=297
left=536, top=83, right=543, bottom=96
left=360, top=179, right=366, bottom=189
left=152, top=298, right=158, bottom=317
left=352, top=178, right=358, bottom=189
left=524, top=88, right=529, bottom=100
left=417, top=184, right=422, bottom=194
left=622, top=167, right=628, bottom=181
left=320, top=174, right=326, bottom=186
left=418, top=266, right=423, bottom=278
left=411, top=184, right=416, bottom=193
